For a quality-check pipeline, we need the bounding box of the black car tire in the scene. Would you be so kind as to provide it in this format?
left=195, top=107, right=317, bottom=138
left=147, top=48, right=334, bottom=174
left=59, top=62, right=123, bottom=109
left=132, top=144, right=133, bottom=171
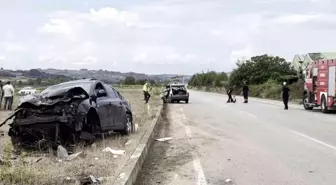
left=321, top=95, right=329, bottom=113
left=303, top=94, right=313, bottom=110
left=186, top=99, right=189, bottom=103
left=121, top=113, right=133, bottom=135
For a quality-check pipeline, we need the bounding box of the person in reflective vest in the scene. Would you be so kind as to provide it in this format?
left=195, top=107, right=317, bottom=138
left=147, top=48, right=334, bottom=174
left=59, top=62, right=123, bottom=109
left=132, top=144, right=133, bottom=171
left=143, top=80, right=151, bottom=104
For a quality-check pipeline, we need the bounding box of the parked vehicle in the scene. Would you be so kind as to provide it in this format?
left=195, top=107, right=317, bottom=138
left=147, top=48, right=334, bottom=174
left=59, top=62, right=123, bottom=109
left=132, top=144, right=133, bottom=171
left=2, top=79, right=134, bottom=149
left=18, top=86, right=37, bottom=95
left=303, top=59, right=336, bottom=113
left=161, top=84, right=189, bottom=103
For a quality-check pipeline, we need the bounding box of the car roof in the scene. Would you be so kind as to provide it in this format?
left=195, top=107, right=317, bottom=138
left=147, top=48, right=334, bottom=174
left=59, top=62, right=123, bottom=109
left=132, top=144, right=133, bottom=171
left=55, top=78, right=101, bottom=85
left=44, top=78, right=101, bottom=91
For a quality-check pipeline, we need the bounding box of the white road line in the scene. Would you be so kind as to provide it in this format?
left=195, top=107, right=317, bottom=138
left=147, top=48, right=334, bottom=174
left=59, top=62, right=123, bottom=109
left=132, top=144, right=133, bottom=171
left=179, top=107, right=207, bottom=185
left=241, top=111, right=257, bottom=119
left=291, top=130, right=336, bottom=151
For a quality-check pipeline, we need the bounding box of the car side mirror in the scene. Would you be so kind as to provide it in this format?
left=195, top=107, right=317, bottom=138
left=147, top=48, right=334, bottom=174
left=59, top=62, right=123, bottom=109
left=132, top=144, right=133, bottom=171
left=97, top=89, right=106, bottom=97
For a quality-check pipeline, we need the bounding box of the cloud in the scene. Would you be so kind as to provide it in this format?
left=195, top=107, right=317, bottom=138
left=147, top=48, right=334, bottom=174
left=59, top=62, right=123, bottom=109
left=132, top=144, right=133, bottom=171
left=0, top=41, right=28, bottom=52
left=0, top=0, right=336, bottom=74
left=40, top=19, right=74, bottom=35
left=73, top=56, right=98, bottom=65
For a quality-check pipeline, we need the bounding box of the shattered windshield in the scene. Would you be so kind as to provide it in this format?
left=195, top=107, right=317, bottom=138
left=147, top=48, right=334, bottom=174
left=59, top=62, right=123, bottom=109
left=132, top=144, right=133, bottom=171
left=41, top=82, right=92, bottom=94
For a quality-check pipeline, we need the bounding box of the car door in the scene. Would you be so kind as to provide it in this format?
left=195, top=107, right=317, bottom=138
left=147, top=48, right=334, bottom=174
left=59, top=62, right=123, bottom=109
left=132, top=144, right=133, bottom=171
left=94, top=83, right=113, bottom=130
left=112, top=88, right=127, bottom=128
left=103, top=84, right=121, bottom=128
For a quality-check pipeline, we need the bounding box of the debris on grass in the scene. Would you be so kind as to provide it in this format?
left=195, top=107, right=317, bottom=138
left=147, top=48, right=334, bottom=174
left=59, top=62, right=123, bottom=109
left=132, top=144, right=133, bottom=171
left=225, top=178, right=232, bottom=183
left=57, top=145, right=69, bottom=160
left=79, top=174, right=104, bottom=185
left=102, top=147, right=126, bottom=156
left=68, top=151, right=85, bottom=161
left=57, top=145, right=85, bottom=161
left=156, top=137, right=172, bottom=142
left=125, top=140, right=132, bottom=146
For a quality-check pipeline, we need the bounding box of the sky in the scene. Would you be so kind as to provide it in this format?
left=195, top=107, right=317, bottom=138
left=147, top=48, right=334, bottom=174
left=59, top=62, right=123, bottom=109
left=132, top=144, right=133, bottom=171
left=0, top=0, right=335, bottom=75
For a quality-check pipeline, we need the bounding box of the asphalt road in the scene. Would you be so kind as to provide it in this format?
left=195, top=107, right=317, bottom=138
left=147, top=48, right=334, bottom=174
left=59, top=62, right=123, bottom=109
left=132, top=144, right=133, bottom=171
left=136, top=90, right=336, bottom=185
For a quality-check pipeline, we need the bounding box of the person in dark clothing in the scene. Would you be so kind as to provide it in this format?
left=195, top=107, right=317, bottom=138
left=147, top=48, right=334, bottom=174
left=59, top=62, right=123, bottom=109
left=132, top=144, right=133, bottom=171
left=0, top=80, right=3, bottom=108
left=226, top=86, right=236, bottom=103
left=282, top=82, right=290, bottom=110
left=242, top=81, right=249, bottom=103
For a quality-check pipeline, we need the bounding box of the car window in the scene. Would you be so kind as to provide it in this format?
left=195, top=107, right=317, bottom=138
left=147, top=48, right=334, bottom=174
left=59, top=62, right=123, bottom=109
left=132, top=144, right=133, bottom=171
left=103, top=84, right=118, bottom=98
left=112, top=88, right=124, bottom=100
left=95, top=82, right=107, bottom=97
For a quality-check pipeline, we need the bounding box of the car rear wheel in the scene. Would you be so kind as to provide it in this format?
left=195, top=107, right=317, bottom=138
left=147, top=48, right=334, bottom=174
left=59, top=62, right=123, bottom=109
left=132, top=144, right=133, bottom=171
left=185, top=99, right=189, bottom=103
left=121, top=113, right=133, bottom=135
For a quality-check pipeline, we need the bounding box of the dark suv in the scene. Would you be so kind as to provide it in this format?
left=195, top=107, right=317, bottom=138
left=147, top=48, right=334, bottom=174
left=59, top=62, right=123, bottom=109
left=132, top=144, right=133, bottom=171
left=161, top=84, right=189, bottom=103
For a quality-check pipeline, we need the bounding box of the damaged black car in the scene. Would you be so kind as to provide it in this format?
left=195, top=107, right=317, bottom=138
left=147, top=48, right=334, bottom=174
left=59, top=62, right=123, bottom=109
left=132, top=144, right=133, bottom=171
left=2, top=79, right=134, bottom=150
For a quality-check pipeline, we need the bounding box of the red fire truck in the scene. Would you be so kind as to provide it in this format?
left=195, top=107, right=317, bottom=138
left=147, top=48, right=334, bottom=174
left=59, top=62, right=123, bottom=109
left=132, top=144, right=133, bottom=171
left=303, top=59, right=336, bottom=113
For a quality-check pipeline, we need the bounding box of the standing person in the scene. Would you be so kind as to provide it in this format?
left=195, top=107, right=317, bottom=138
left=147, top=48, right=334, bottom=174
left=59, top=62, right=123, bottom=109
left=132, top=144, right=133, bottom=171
left=0, top=80, right=3, bottom=109
left=282, top=82, right=290, bottom=110
left=2, top=81, right=14, bottom=110
left=142, top=80, right=151, bottom=104
left=242, top=81, right=249, bottom=103
left=226, top=86, right=236, bottom=103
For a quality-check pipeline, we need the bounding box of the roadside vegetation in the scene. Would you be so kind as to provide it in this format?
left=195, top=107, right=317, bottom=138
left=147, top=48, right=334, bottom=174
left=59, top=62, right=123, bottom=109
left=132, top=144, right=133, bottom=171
left=188, top=54, right=303, bottom=102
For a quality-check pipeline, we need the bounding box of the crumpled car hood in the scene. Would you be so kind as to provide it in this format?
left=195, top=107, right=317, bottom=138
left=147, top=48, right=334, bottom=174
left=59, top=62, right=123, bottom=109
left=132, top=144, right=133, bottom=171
left=18, top=87, right=89, bottom=108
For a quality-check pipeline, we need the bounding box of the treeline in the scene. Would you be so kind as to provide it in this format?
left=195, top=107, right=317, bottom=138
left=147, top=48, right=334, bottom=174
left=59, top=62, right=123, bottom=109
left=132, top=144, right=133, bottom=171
left=121, top=76, right=159, bottom=85
left=189, top=71, right=228, bottom=87
left=189, top=54, right=302, bottom=100
left=11, top=77, right=72, bottom=87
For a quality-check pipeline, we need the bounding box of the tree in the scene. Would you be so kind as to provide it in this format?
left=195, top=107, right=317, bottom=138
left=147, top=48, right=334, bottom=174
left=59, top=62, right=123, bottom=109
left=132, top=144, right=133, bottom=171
left=124, top=76, right=136, bottom=85
left=136, top=79, right=146, bottom=85
left=229, top=54, right=296, bottom=87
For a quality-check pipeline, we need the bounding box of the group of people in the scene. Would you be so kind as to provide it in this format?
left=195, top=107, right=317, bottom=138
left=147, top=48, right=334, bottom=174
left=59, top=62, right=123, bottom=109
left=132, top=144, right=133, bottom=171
left=142, top=79, right=291, bottom=109
left=0, top=80, right=15, bottom=110
left=226, top=82, right=250, bottom=104
left=226, top=81, right=291, bottom=110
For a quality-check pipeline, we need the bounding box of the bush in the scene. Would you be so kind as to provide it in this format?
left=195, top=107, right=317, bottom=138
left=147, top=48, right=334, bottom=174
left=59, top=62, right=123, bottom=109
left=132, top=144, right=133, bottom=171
left=249, top=79, right=302, bottom=101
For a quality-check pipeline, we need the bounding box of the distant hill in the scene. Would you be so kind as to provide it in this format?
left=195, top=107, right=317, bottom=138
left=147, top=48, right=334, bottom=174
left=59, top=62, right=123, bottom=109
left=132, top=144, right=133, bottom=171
left=0, top=68, right=191, bottom=84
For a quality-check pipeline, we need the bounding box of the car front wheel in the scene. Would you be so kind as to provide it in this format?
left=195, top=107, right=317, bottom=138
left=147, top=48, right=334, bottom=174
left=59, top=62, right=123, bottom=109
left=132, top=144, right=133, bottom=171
left=121, top=113, right=133, bottom=135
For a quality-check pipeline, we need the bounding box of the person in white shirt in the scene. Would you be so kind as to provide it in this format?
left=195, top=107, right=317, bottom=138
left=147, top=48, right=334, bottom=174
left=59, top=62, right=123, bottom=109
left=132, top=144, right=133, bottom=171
left=2, top=81, right=14, bottom=110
